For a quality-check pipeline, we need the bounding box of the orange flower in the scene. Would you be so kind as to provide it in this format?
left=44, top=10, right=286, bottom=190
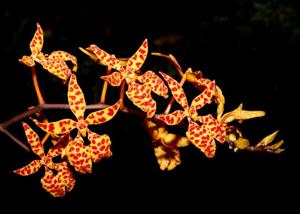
left=19, top=23, right=77, bottom=83
left=14, top=123, right=75, bottom=197
left=81, top=40, right=168, bottom=117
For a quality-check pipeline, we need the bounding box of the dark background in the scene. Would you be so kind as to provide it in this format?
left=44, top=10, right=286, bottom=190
left=0, top=1, right=299, bottom=211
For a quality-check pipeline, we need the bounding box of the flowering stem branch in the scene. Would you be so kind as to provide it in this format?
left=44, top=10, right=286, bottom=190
left=0, top=125, right=30, bottom=152
left=100, top=67, right=111, bottom=104
left=0, top=102, right=145, bottom=151
left=31, top=67, right=45, bottom=104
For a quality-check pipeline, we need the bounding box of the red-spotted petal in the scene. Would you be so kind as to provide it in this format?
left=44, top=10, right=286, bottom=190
left=200, top=114, right=226, bottom=143
left=14, top=160, right=43, bottom=176
left=89, top=44, right=124, bottom=71
left=30, top=23, right=44, bottom=56
left=190, top=79, right=215, bottom=111
left=47, top=143, right=64, bottom=159
left=18, top=55, right=35, bottom=67
left=41, top=59, right=72, bottom=83
left=48, top=51, right=78, bottom=72
left=68, top=74, right=86, bottom=120
left=87, top=131, right=112, bottom=163
left=65, top=134, right=92, bottom=174
left=127, top=39, right=148, bottom=72
left=85, top=99, right=121, bottom=125
left=186, top=119, right=216, bottom=158
left=41, top=169, right=66, bottom=197
left=33, top=118, right=77, bottom=135
left=156, top=110, right=186, bottom=126
left=22, top=123, right=45, bottom=158
left=101, top=72, right=123, bottom=86
left=159, top=72, right=189, bottom=110
left=126, top=82, right=156, bottom=118
left=138, top=70, right=169, bottom=98
left=53, top=162, right=76, bottom=192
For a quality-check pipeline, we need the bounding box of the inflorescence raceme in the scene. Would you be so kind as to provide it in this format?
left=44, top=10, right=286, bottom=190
left=0, top=23, right=285, bottom=197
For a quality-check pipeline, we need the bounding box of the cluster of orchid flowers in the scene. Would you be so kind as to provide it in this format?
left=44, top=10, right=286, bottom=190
left=11, top=23, right=284, bottom=197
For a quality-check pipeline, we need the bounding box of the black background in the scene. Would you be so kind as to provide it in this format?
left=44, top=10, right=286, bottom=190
left=0, top=1, right=299, bottom=211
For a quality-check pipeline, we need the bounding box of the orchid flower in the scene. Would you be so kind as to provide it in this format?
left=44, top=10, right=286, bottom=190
left=145, top=119, right=189, bottom=170
left=33, top=74, right=120, bottom=173
left=14, top=123, right=75, bottom=197
left=80, top=39, right=168, bottom=117
left=19, top=23, right=77, bottom=83
left=156, top=72, right=219, bottom=157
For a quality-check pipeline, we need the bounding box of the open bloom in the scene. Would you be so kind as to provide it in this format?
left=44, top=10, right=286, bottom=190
left=156, top=72, right=219, bottom=157
left=33, top=74, right=120, bottom=173
left=80, top=39, right=168, bottom=117
left=14, top=123, right=75, bottom=197
left=19, top=23, right=77, bottom=83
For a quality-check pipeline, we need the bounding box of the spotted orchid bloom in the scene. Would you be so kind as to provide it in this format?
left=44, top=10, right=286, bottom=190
left=33, top=74, right=120, bottom=173
left=81, top=39, right=168, bottom=118
left=157, top=72, right=216, bottom=125
left=14, top=123, right=75, bottom=197
left=19, top=23, right=77, bottom=83
left=155, top=72, right=220, bottom=157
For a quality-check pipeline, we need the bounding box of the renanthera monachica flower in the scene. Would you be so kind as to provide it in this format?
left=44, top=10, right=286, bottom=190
left=14, top=123, right=75, bottom=197
left=80, top=39, right=168, bottom=117
left=19, top=23, right=78, bottom=83
left=33, top=74, right=121, bottom=173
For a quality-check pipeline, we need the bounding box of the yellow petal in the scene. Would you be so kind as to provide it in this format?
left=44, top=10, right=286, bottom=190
left=22, top=123, right=45, bottom=158
left=101, top=72, right=123, bottom=86
left=65, top=134, right=92, bottom=174
left=222, top=103, right=265, bottom=124
left=138, top=70, right=169, bottom=98
left=126, top=82, right=157, bottom=118
left=215, top=85, right=225, bottom=121
left=41, top=169, right=66, bottom=197
left=41, top=59, right=71, bottom=83
left=14, top=160, right=42, bottom=176
left=156, top=110, right=186, bottom=126
left=85, top=99, right=121, bottom=125
left=159, top=71, right=189, bottom=110
left=18, top=55, right=35, bottom=67
left=190, top=79, right=215, bottom=112
left=30, top=23, right=44, bottom=56
left=88, top=132, right=112, bottom=163
left=163, top=133, right=190, bottom=147
left=48, top=51, right=78, bottom=72
left=68, top=74, right=86, bottom=120
left=186, top=119, right=216, bottom=158
left=153, top=145, right=181, bottom=171
left=79, top=47, right=99, bottom=62
left=127, top=39, right=148, bottom=72
left=88, top=44, right=124, bottom=71
left=256, top=130, right=279, bottom=147
left=33, top=118, right=77, bottom=135
left=270, top=140, right=284, bottom=150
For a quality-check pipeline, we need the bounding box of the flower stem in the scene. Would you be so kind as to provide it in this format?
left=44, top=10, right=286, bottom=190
left=0, top=125, right=30, bottom=152
left=100, top=67, right=111, bottom=104
left=0, top=102, right=145, bottom=152
left=31, top=67, right=45, bottom=104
